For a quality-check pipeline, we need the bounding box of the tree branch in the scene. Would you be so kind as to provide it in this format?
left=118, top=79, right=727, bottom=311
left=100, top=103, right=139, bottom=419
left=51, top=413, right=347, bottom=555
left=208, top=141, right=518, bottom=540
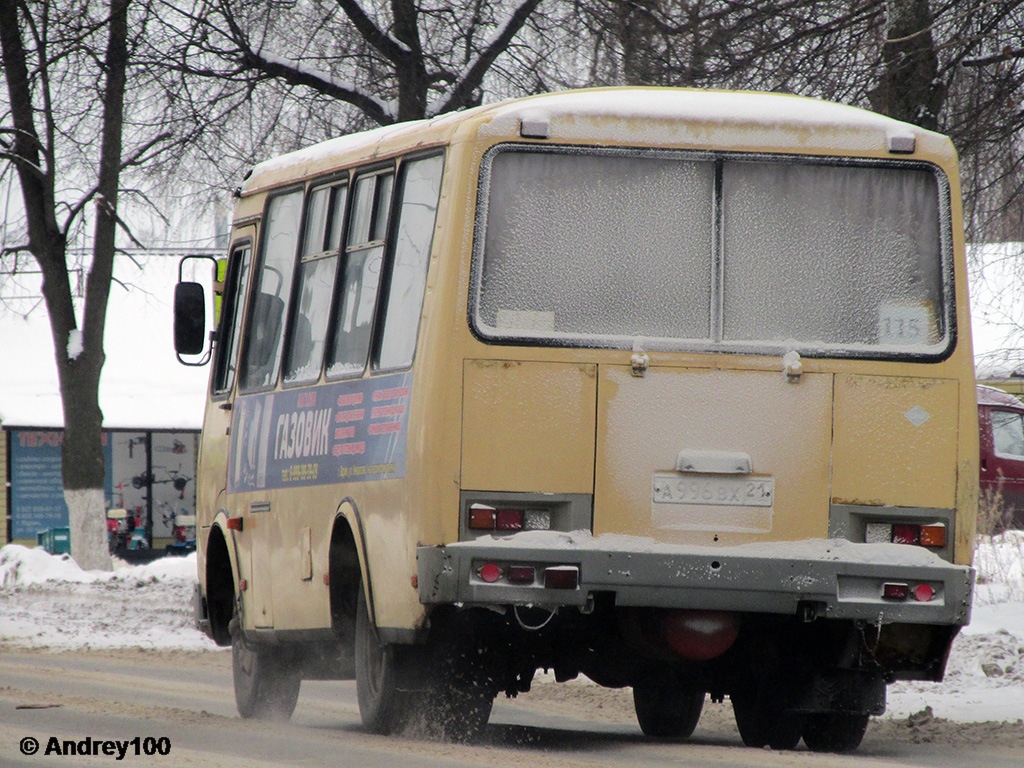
left=239, top=47, right=394, bottom=124
left=434, top=0, right=544, bottom=115
left=334, top=0, right=410, bottom=64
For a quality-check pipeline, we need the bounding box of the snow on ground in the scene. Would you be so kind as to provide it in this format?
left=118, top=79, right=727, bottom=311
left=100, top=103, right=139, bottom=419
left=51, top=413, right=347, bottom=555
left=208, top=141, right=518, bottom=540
left=0, top=545, right=217, bottom=651
left=887, top=531, right=1024, bottom=723
left=1, top=536, right=1023, bottom=723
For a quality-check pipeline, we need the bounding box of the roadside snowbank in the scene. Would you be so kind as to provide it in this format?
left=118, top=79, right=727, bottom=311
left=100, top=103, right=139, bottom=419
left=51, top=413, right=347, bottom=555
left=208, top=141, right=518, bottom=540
left=0, top=545, right=216, bottom=651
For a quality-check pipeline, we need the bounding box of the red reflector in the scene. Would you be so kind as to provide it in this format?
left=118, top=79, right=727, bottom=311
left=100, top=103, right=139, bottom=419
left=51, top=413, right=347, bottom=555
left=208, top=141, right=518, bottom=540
left=468, top=506, right=496, bottom=530
left=544, top=566, right=579, bottom=590
left=920, top=524, right=946, bottom=548
left=226, top=517, right=243, bottom=531
left=496, top=508, right=524, bottom=531
left=914, top=583, right=935, bottom=602
left=891, top=524, right=920, bottom=545
left=883, top=582, right=909, bottom=601
left=479, top=563, right=502, bottom=583
left=507, top=565, right=535, bottom=584
left=411, top=574, right=419, bottom=589
left=239, top=579, right=248, bottom=592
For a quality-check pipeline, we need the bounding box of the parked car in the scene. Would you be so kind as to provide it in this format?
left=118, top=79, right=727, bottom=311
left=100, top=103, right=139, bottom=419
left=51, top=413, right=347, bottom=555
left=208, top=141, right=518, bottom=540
left=977, top=384, right=1024, bottom=528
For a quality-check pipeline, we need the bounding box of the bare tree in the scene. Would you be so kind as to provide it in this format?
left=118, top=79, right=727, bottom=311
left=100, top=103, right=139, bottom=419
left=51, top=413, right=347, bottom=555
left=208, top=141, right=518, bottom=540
left=159, top=0, right=548, bottom=130
left=0, top=0, right=178, bottom=569
left=570, top=0, right=1024, bottom=242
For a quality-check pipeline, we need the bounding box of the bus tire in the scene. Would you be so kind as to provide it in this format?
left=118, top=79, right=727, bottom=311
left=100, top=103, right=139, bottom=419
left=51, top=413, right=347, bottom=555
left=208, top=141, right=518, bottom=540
left=232, top=638, right=301, bottom=720
left=633, top=682, right=704, bottom=738
left=731, top=688, right=802, bottom=750
left=355, top=588, right=419, bottom=734
left=802, top=712, right=869, bottom=753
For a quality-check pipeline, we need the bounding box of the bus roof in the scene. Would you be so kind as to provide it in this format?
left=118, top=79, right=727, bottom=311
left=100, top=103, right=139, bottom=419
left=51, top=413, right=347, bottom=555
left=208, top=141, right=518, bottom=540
left=240, top=87, right=950, bottom=197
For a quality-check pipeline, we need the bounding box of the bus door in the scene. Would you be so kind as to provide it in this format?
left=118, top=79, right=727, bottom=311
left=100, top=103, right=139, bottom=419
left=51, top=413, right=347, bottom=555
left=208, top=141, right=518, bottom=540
left=231, top=188, right=305, bottom=629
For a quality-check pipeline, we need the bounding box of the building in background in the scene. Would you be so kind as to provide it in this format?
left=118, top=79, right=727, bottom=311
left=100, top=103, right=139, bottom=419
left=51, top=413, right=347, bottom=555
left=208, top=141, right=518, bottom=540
left=0, top=250, right=215, bottom=548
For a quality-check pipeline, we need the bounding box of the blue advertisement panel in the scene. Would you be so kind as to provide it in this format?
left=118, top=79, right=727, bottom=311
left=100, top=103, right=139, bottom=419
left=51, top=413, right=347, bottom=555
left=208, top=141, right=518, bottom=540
left=228, top=371, right=413, bottom=493
left=10, top=430, right=113, bottom=539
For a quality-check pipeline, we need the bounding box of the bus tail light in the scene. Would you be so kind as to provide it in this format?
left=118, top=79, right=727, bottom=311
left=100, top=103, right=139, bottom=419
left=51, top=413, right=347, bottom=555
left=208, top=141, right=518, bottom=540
left=544, top=565, right=579, bottom=590
left=468, top=505, right=496, bottom=530
left=883, top=582, right=909, bottom=601
left=919, top=524, right=946, bottom=548
left=507, top=565, right=536, bottom=584
left=478, top=563, right=502, bottom=583
left=496, top=509, right=524, bottom=531
left=891, top=524, right=919, bottom=545
left=914, top=583, right=935, bottom=602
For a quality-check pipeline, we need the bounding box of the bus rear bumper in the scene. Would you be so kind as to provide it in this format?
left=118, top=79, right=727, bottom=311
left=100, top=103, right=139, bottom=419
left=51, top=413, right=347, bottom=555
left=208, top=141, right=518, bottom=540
left=416, top=533, right=974, bottom=626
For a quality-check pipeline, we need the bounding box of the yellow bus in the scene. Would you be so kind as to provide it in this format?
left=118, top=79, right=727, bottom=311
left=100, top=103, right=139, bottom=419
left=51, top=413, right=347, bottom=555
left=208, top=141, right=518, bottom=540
left=174, top=87, right=977, bottom=752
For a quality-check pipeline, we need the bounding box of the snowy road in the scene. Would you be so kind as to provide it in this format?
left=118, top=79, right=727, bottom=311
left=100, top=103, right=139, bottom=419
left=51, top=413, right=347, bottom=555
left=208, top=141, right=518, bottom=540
left=2, top=543, right=1024, bottom=767
left=1, top=648, right=1023, bottom=768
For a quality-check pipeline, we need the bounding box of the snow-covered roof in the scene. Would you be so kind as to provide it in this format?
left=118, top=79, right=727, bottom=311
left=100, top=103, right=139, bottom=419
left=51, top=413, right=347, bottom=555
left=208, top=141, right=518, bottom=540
left=0, top=251, right=213, bottom=430
left=242, top=87, right=945, bottom=197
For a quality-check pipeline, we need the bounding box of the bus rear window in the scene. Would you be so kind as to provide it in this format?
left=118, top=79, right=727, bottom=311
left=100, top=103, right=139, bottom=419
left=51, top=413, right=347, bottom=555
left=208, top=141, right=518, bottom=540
left=472, top=146, right=951, bottom=358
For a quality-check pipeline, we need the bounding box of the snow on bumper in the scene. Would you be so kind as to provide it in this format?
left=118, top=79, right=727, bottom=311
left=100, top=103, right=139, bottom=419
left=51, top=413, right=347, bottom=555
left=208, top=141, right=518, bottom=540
left=416, top=532, right=974, bottom=626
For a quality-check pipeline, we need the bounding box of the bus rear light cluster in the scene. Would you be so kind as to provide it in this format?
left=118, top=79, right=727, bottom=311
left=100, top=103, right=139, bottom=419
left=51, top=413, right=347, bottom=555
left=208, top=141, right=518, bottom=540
left=882, top=582, right=936, bottom=602
left=473, top=562, right=579, bottom=590
left=467, top=503, right=551, bottom=532
left=866, top=521, right=946, bottom=548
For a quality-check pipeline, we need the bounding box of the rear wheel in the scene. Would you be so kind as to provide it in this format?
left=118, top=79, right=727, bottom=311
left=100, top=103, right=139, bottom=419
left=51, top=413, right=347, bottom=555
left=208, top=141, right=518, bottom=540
left=355, top=590, right=494, bottom=741
left=731, top=689, right=802, bottom=750
left=355, top=588, right=420, bottom=734
left=802, top=712, right=870, bottom=753
left=232, top=638, right=301, bottom=720
left=633, top=682, right=704, bottom=738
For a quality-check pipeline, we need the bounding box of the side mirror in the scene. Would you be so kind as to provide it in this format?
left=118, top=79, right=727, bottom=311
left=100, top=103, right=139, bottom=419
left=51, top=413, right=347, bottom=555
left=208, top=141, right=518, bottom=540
left=174, top=281, right=207, bottom=358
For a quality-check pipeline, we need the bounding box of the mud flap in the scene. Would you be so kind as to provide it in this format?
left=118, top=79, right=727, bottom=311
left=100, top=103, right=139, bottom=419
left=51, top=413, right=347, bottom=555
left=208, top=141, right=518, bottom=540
left=794, top=669, right=886, bottom=716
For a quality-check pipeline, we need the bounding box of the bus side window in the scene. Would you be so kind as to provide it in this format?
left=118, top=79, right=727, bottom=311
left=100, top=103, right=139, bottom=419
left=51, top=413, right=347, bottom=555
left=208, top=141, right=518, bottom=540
left=211, top=242, right=252, bottom=395
left=239, top=189, right=303, bottom=391
left=327, top=170, right=394, bottom=379
left=283, top=182, right=348, bottom=385
left=376, top=154, right=444, bottom=371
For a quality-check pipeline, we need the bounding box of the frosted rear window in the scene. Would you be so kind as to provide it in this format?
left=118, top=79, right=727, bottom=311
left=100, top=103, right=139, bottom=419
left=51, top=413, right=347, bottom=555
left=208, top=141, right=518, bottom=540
left=477, top=150, right=714, bottom=343
left=722, top=161, right=944, bottom=349
left=473, top=146, right=951, bottom=358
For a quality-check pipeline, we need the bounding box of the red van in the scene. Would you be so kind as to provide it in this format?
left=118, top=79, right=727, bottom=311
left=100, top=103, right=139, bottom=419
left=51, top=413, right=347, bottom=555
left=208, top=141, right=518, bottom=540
left=977, top=384, right=1024, bottom=528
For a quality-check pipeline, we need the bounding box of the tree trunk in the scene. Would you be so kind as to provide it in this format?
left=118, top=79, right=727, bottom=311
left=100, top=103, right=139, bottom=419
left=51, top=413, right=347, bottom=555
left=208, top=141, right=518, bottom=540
left=869, top=0, right=945, bottom=129
left=59, top=0, right=131, bottom=571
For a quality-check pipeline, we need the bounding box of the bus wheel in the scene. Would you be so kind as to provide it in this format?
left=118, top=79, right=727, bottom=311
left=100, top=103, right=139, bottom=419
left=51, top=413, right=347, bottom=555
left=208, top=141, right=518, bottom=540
left=731, top=689, right=802, bottom=750
left=355, top=588, right=419, bottom=734
left=232, top=638, right=301, bottom=720
left=802, top=712, right=870, bottom=753
left=633, top=682, right=704, bottom=738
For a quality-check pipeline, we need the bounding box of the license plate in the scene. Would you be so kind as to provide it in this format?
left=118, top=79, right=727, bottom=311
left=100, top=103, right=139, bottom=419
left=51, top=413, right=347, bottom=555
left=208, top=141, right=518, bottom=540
left=652, top=473, right=774, bottom=508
